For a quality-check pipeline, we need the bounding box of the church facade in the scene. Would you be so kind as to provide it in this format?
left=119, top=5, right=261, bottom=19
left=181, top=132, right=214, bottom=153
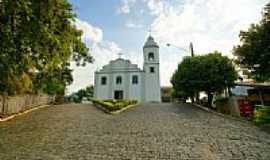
left=94, top=36, right=161, bottom=102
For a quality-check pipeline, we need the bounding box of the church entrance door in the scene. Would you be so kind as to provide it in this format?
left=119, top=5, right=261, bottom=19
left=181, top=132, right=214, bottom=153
left=114, top=90, right=124, bottom=99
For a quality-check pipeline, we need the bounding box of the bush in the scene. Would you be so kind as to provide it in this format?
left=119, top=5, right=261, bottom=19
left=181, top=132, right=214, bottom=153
left=91, top=99, right=138, bottom=111
left=254, top=105, right=270, bottom=125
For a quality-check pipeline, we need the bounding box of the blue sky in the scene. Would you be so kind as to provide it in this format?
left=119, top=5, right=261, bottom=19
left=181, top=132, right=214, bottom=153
left=69, top=0, right=152, bottom=51
left=67, top=0, right=269, bottom=93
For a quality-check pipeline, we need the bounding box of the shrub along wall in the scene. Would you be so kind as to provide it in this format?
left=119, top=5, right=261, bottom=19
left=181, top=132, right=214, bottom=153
left=0, top=94, right=55, bottom=116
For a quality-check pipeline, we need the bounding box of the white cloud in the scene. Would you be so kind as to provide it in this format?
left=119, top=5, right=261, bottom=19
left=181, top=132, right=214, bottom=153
left=117, top=0, right=137, bottom=14
left=150, top=0, right=267, bottom=55
left=68, top=19, right=122, bottom=94
left=143, top=0, right=168, bottom=15
left=125, top=21, right=144, bottom=28
left=74, top=18, right=103, bottom=43
left=142, top=0, right=268, bottom=86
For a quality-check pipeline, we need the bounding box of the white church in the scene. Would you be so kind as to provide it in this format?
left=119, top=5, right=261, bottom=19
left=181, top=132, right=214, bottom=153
left=94, top=35, right=161, bottom=102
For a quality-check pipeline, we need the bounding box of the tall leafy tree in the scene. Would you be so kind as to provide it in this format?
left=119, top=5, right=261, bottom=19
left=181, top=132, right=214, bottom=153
left=0, top=0, right=93, bottom=95
left=171, top=52, right=238, bottom=106
left=233, top=2, right=270, bottom=82
left=199, top=53, right=238, bottom=106
left=0, top=0, right=34, bottom=94
left=171, top=56, right=202, bottom=102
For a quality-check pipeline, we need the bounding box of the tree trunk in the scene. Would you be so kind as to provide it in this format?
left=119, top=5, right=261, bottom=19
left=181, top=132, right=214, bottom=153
left=195, top=92, right=200, bottom=103
left=224, top=87, right=229, bottom=98
left=228, top=86, right=232, bottom=96
left=191, top=96, right=195, bottom=103
left=207, top=91, right=213, bottom=108
left=258, top=89, right=264, bottom=106
left=11, top=0, right=17, bottom=34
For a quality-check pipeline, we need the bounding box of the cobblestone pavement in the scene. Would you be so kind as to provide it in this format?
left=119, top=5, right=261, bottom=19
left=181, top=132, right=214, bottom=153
left=0, top=103, right=270, bottom=160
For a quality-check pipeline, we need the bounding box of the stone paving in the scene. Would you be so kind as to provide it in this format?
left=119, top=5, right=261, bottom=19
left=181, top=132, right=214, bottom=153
left=0, top=103, right=270, bottom=160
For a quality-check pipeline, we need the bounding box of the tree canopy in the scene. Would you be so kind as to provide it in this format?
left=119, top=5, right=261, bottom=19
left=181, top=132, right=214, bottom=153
left=68, top=85, right=94, bottom=103
left=0, top=0, right=93, bottom=95
left=233, top=2, right=270, bottom=82
left=171, top=52, right=238, bottom=106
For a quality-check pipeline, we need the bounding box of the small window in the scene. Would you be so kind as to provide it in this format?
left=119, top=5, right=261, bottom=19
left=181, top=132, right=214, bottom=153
left=148, top=52, right=154, bottom=61
left=150, top=67, right=155, bottom=73
left=116, top=76, right=122, bottom=85
left=132, top=75, right=138, bottom=84
left=101, top=76, right=107, bottom=85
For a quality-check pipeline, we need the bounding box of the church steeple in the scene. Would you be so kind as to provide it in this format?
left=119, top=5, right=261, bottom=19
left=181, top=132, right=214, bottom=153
left=143, top=35, right=159, bottom=64
left=143, top=35, right=159, bottom=49
left=142, top=34, right=161, bottom=102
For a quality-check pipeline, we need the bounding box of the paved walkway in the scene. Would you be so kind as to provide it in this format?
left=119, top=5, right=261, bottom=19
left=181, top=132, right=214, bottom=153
left=0, top=103, right=269, bottom=160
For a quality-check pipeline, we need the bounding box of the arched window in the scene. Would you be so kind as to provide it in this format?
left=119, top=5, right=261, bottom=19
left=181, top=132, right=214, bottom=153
left=148, top=52, right=154, bottom=61
left=132, top=75, right=138, bottom=84
left=116, top=76, right=122, bottom=85
left=101, top=76, right=107, bottom=85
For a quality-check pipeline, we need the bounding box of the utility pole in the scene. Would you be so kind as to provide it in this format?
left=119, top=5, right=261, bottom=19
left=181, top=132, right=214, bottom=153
left=189, top=42, right=194, bottom=57
left=167, top=42, right=195, bottom=57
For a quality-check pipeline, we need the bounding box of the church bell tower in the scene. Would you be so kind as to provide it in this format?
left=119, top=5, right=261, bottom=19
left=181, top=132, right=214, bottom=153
left=143, top=35, right=161, bottom=102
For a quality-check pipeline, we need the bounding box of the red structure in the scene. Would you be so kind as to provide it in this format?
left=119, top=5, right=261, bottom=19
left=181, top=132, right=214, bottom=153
left=238, top=99, right=253, bottom=117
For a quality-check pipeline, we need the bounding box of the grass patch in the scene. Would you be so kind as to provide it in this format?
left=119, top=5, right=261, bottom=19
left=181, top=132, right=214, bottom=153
left=92, top=99, right=138, bottom=112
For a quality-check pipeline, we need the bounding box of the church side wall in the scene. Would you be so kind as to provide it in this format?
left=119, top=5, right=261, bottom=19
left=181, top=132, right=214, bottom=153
left=94, top=72, right=98, bottom=98
left=94, top=73, right=110, bottom=99
left=128, top=72, right=143, bottom=102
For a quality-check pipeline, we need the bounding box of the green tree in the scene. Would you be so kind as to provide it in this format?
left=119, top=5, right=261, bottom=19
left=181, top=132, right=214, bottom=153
left=171, top=56, right=202, bottom=102
left=233, top=2, right=270, bottom=82
left=0, top=0, right=34, bottom=94
left=70, top=85, right=94, bottom=103
left=0, top=0, right=93, bottom=95
left=199, top=52, right=238, bottom=106
left=171, top=52, right=238, bottom=107
left=85, top=85, right=94, bottom=98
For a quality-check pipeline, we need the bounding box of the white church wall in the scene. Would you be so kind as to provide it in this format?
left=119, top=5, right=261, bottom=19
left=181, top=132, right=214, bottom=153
left=128, top=72, right=144, bottom=101
left=94, top=73, right=110, bottom=99
left=143, top=40, right=161, bottom=102
left=111, top=72, right=126, bottom=98
left=144, top=65, right=161, bottom=102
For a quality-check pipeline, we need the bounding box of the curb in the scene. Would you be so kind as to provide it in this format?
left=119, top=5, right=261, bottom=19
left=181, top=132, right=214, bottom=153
left=110, top=104, right=138, bottom=115
left=94, top=103, right=139, bottom=115
left=192, top=103, right=250, bottom=123
left=193, top=103, right=223, bottom=115
left=0, top=105, right=50, bottom=122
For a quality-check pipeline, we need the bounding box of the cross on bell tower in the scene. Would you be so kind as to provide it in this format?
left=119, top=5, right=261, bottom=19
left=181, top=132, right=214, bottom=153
left=118, top=53, right=123, bottom=59
left=148, top=27, right=152, bottom=37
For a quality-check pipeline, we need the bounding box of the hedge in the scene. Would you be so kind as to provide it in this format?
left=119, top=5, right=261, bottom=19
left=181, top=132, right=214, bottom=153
left=91, top=99, right=138, bottom=111
left=254, top=105, right=270, bottom=125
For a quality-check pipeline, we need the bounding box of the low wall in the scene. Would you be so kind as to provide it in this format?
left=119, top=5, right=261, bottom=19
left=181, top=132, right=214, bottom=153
left=0, top=96, right=3, bottom=115
left=216, top=97, right=241, bottom=117
left=228, top=97, right=241, bottom=117
left=0, top=94, right=55, bottom=116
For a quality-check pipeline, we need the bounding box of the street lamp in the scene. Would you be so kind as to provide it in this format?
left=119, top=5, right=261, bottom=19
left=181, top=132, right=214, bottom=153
left=166, top=42, right=195, bottom=57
